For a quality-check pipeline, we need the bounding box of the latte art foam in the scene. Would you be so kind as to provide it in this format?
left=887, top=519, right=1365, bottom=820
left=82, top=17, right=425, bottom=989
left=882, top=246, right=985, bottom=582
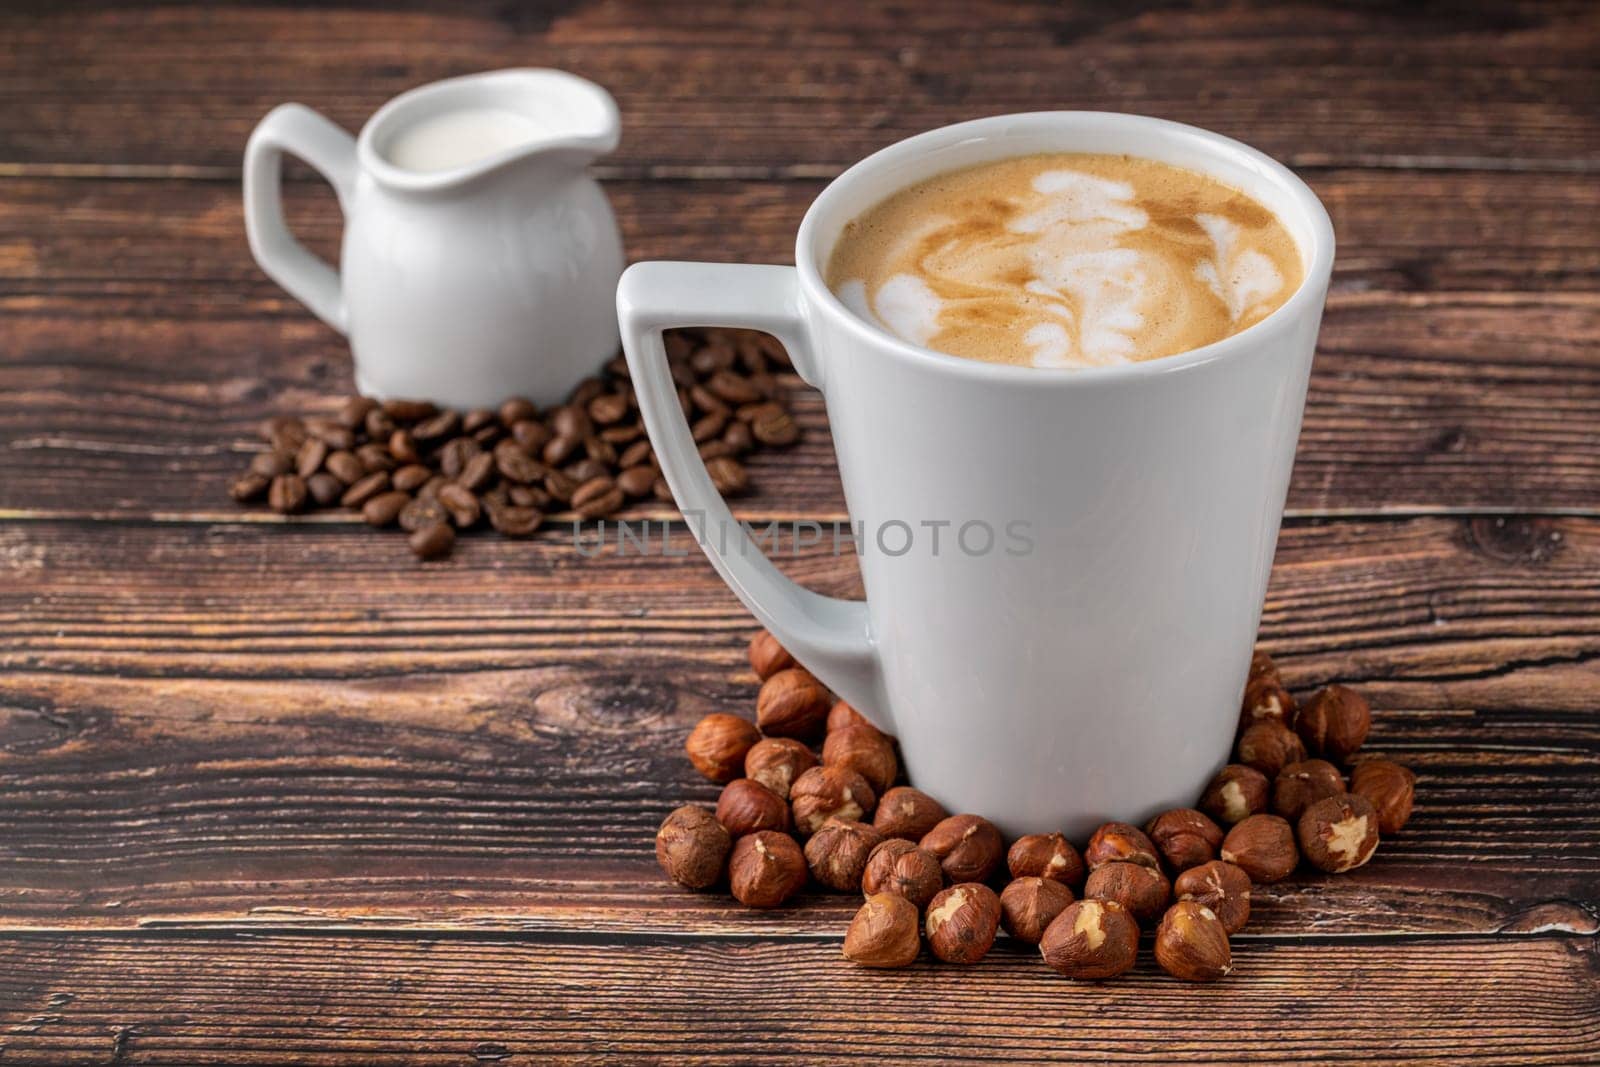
left=825, top=153, right=1304, bottom=368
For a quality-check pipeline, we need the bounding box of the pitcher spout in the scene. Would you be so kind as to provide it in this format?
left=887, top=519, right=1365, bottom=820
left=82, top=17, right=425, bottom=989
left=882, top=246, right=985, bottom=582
left=357, top=68, right=619, bottom=192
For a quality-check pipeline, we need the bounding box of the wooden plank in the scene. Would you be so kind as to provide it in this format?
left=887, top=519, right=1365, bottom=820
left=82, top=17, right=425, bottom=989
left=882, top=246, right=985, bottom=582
left=0, top=933, right=1595, bottom=1064
left=1, top=2, right=1597, bottom=173
left=0, top=516, right=1596, bottom=931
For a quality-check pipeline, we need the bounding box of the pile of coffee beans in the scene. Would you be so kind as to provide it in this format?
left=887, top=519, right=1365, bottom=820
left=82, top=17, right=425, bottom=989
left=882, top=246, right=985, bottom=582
left=229, top=329, right=801, bottom=559
left=659, top=631, right=1418, bottom=982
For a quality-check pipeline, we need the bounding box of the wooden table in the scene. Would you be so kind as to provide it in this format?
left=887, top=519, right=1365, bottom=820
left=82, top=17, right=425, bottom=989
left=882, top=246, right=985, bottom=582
left=2, top=2, right=1597, bottom=1062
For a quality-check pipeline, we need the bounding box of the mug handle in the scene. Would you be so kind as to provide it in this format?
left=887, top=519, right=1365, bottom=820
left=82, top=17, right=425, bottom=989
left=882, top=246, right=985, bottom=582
left=243, top=104, right=357, bottom=333
left=617, top=261, right=892, bottom=735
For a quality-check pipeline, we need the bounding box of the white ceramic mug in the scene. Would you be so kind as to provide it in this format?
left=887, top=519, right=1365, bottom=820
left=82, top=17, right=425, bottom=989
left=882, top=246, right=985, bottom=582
left=618, top=113, right=1334, bottom=836
left=244, top=69, right=624, bottom=409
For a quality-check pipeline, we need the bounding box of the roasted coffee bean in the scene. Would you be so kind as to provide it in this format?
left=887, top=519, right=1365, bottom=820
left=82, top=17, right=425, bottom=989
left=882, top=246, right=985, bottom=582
left=494, top=438, right=544, bottom=484
left=362, top=491, right=410, bottom=527
left=750, top=403, right=800, bottom=446
left=692, top=411, right=728, bottom=442
left=357, top=443, right=396, bottom=472
left=617, top=466, right=657, bottom=498
left=392, top=464, right=432, bottom=493
left=337, top=395, right=377, bottom=429
left=565, top=457, right=610, bottom=483
left=723, top=420, right=753, bottom=454
left=708, top=369, right=762, bottom=404
left=471, top=423, right=502, bottom=446
left=364, top=407, right=396, bottom=440
left=600, top=424, right=642, bottom=445
left=690, top=384, right=729, bottom=415
left=488, top=504, right=543, bottom=537
left=399, top=496, right=449, bottom=532
left=588, top=392, right=629, bottom=426
left=262, top=416, right=307, bottom=452
left=572, top=476, right=624, bottom=518
left=417, top=475, right=449, bottom=501
left=749, top=372, right=782, bottom=399
left=439, top=437, right=482, bottom=479
left=230, top=472, right=270, bottom=502
left=306, top=471, right=344, bottom=506
left=755, top=332, right=790, bottom=367
left=706, top=456, right=748, bottom=495
left=606, top=354, right=631, bottom=379
left=251, top=450, right=293, bottom=478
left=499, top=397, right=537, bottom=426
left=698, top=440, right=734, bottom=461
left=409, top=521, right=455, bottom=560
left=412, top=409, right=460, bottom=443
left=542, top=433, right=580, bottom=467
left=620, top=440, right=654, bottom=469
left=340, top=470, right=391, bottom=508
left=652, top=476, right=674, bottom=502
left=737, top=335, right=770, bottom=373
left=458, top=450, right=496, bottom=491
left=551, top=405, right=590, bottom=440
left=463, top=408, right=497, bottom=434
left=584, top=435, right=618, bottom=466
left=569, top=379, right=606, bottom=409
left=382, top=399, right=436, bottom=422
left=325, top=450, right=364, bottom=485
left=305, top=418, right=355, bottom=451
left=389, top=429, right=421, bottom=465
left=437, top=483, right=481, bottom=528
left=511, top=419, right=551, bottom=452
left=692, top=343, right=735, bottom=376
left=544, top=470, right=577, bottom=503
left=268, top=474, right=308, bottom=513
left=665, top=330, right=694, bottom=361
left=676, top=386, right=694, bottom=417
left=295, top=437, right=328, bottom=479
left=502, top=485, right=542, bottom=509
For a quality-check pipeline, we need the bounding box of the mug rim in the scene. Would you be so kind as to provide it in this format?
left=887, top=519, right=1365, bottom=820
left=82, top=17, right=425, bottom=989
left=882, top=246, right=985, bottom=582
left=793, top=111, right=1336, bottom=385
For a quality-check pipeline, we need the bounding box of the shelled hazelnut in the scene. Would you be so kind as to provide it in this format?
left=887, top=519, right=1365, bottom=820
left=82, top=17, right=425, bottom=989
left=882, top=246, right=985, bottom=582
left=1272, top=758, right=1346, bottom=821
left=1220, top=814, right=1299, bottom=883
left=1007, top=832, right=1087, bottom=888
left=716, top=778, right=792, bottom=838
left=1236, top=720, right=1308, bottom=779
left=655, top=805, right=732, bottom=890
left=843, top=893, right=921, bottom=968
left=1084, top=822, right=1160, bottom=870
left=823, top=725, right=899, bottom=794
left=1000, top=876, right=1076, bottom=944
left=872, top=786, right=948, bottom=842
left=1295, top=684, right=1372, bottom=762
left=925, top=883, right=1002, bottom=964
left=826, top=700, right=877, bottom=735
left=804, top=818, right=884, bottom=892
left=1240, top=674, right=1295, bottom=730
left=791, top=765, right=877, bottom=836
left=728, top=830, right=806, bottom=907
left=743, top=737, right=816, bottom=800
left=920, top=814, right=1006, bottom=884
left=861, top=839, right=944, bottom=908
left=1154, top=901, right=1232, bottom=982
left=1084, top=860, right=1171, bottom=924
left=756, top=668, right=831, bottom=739
left=1297, top=794, right=1380, bottom=873
left=1350, top=759, right=1416, bottom=834
left=1144, top=809, right=1224, bottom=871
left=684, top=713, right=761, bottom=783
left=1039, top=899, right=1140, bottom=980
left=1199, top=764, right=1270, bottom=825
left=748, top=629, right=797, bottom=680
left=1173, top=860, right=1252, bottom=935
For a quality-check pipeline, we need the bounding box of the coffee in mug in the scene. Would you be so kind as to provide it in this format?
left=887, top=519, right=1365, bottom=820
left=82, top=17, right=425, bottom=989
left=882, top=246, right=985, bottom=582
left=825, top=153, right=1302, bottom=369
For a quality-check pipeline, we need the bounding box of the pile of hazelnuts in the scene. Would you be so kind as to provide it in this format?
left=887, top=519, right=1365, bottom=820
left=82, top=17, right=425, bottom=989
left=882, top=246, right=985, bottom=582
left=655, top=635, right=1417, bottom=982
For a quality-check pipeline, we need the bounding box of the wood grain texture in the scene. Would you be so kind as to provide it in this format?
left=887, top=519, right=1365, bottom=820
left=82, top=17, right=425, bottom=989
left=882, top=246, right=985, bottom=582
left=1, top=516, right=1596, bottom=930
left=1, top=1, right=1597, bottom=173
left=0, top=933, right=1596, bottom=1064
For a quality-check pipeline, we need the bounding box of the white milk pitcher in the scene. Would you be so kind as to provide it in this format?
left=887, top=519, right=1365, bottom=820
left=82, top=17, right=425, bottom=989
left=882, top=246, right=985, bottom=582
left=244, top=69, right=624, bottom=408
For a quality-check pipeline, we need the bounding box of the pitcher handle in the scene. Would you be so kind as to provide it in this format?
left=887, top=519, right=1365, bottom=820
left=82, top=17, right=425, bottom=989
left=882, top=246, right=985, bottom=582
left=243, top=104, right=357, bottom=333
left=617, top=261, right=892, bottom=735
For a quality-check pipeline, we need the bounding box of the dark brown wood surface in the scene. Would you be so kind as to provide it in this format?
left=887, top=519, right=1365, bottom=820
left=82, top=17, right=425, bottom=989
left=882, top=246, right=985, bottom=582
left=1, top=1, right=1597, bottom=1063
